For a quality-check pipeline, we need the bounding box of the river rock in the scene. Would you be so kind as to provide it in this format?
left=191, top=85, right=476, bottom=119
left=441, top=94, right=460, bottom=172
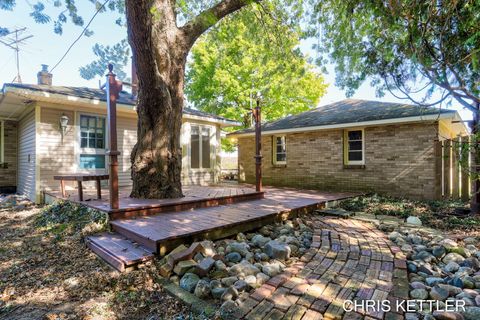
left=410, top=288, right=428, bottom=300
left=432, top=311, right=465, bottom=320
left=180, top=273, right=200, bottom=293
left=262, top=263, right=282, bottom=277
left=233, top=279, right=248, bottom=292
left=264, top=240, right=291, bottom=260
left=406, top=216, right=422, bottom=226
left=174, top=260, right=197, bottom=276
left=226, top=252, right=242, bottom=263
left=227, top=242, right=250, bottom=256
left=430, top=285, right=449, bottom=301
left=256, top=272, right=270, bottom=285
left=219, top=300, right=239, bottom=319
left=229, top=261, right=260, bottom=277
left=251, top=235, right=271, bottom=247
left=444, top=253, right=465, bottom=264
left=433, top=246, right=447, bottom=258
left=215, top=260, right=228, bottom=271
left=221, top=286, right=239, bottom=301
left=461, top=306, right=480, bottom=320
left=194, top=280, right=211, bottom=299
left=426, top=277, right=445, bottom=286
left=445, top=262, right=461, bottom=273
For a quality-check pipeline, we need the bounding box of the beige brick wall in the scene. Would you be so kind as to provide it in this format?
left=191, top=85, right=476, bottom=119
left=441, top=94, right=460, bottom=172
left=238, top=122, right=439, bottom=200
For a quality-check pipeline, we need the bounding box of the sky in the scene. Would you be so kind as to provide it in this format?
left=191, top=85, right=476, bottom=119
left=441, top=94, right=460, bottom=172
left=0, top=2, right=473, bottom=121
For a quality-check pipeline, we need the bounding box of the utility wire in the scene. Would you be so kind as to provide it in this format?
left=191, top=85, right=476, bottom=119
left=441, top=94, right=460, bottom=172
left=50, top=0, right=110, bottom=73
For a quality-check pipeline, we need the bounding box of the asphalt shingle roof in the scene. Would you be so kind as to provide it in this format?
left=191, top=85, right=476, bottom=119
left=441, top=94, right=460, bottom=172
left=232, top=99, right=456, bottom=135
left=3, top=83, right=236, bottom=123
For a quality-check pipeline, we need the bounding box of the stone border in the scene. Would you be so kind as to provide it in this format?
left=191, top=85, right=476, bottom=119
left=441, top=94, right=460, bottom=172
left=156, top=276, right=218, bottom=317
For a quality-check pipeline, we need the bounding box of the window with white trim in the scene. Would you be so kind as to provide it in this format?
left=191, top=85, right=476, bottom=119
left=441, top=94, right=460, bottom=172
left=79, top=115, right=106, bottom=169
left=273, top=135, right=287, bottom=165
left=190, top=125, right=211, bottom=169
left=344, top=129, right=364, bottom=165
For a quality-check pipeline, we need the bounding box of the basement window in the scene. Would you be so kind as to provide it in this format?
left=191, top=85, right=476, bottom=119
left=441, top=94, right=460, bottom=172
left=273, top=135, right=287, bottom=165
left=344, top=129, right=364, bottom=165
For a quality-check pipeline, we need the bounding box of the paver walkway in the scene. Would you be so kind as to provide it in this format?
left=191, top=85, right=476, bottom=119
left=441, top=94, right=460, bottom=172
left=236, top=216, right=409, bottom=320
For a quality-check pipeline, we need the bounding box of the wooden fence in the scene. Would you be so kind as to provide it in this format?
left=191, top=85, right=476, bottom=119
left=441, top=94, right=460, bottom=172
left=434, top=137, right=470, bottom=200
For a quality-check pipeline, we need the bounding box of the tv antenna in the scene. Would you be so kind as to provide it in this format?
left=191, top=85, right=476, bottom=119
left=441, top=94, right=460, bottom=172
left=0, top=27, right=33, bottom=83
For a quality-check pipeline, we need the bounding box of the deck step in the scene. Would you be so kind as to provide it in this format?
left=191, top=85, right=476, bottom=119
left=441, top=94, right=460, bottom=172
left=86, top=232, right=154, bottom=272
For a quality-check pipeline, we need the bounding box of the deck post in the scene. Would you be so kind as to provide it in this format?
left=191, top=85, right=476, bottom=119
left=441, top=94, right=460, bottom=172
left=106, top=64, right=122, bottom=210
left=253, top=96, right=263, bottom=192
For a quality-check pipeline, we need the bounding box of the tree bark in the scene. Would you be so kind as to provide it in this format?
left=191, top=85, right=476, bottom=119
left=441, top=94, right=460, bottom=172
left=125, top=0, right=254, bottom=199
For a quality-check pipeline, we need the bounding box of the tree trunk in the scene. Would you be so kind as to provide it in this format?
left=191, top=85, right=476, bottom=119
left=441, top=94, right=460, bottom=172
left=126, top=0, right=188, bottom=198
left=125, top=0, right=256, bottom=199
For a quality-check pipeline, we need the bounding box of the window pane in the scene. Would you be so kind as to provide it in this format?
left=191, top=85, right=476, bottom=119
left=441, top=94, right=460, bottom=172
left=80, top=116, right=88, bottom=127
left=88, top=117, right=96, bottom=128
left=277, top=153, right=286, bottom=162
left=201, top=128, right=211, bottom=168
left=81, top=138, right=87, bottom=148
left=276, top=144, right=286, bottom=153
left=96, top=139, right=104, bottom=149
left=98, top=118, right=105, bottom=128
left=349, top=141, right=362, bottom=151
left=191, top=126, right=200, bottom=168
left=348, top=130, right=362, bottom=140
left=79, top=155, right=105, bottom=169
left=348, top=151, right=363, bottom=161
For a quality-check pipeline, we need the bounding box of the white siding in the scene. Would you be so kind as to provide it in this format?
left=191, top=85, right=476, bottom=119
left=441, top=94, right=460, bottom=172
left=117, top=115, right=137, bottom=187
left=17, top=108, right=36, bottom=201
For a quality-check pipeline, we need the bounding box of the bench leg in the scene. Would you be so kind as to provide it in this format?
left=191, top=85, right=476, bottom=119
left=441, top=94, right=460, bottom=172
left=96, top=179, right=102, bottom=199
left=77, top=181, right=83, bottom=201
left=60, top=180, right=66, bottom=198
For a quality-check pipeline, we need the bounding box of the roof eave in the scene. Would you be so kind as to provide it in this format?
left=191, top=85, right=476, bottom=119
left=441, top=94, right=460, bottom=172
left=228, top=112, right=458, bottom=138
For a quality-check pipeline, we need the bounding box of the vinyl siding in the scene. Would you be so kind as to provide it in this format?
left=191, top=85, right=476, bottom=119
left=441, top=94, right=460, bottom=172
left=17, top=108, right=36, bottom=201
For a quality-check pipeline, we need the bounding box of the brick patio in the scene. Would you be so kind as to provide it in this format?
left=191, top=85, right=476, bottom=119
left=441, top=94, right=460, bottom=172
left=235, top=217, right=409, bottom=320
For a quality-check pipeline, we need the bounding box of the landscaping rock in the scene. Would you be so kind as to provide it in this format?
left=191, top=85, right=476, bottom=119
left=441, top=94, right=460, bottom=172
left=432, top=311, right=465, bottom=320
left=444, top=261, right=461, bottom=273
left=256, top=273, right=270, bottom=285
left=179, top=273, right=200, bottom=293
left=228, top=261, right=260, bottom=277
left=410, top=288, right=428, bottom=300
left=225, top=252, right=242, bottom=263
left=406, top=216, right=422, bottom=226
left=195, top=257, right=215, bottom=276
left=173, top=259, right=197, bottom=276
left=212, top=287, right=227, bottom=299
left=194, top=280, right=211, bottom=299
left=262, top=263, right=282, bottom=277
left=215, top=260, right=227, bottom=271
left=221, top=286, right=239, bottom=301
left=244, top=275, right=257, bottom=288
left=443, top=253, right=465, bottom=264
left=426, top=277, right=445, bottom=286
left=251, top=234, right=271, bottom=247
left=221, top=276, right=238, bottom=287
left=264, top=240, right=291, bottom=260
left=430, top=285, right=449, bottom=301
left=433, top=246, right=447, bottom=258
left=227, top=242, right=250, bottom=256
left=219, top=300, right=239, bottom=319
left=461, top=306, right=480, bottom=320
left=233, top=280, right=248, bottom=292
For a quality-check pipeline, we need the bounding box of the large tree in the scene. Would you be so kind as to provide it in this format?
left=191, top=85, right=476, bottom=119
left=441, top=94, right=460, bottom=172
left=2, top=0, right=279, bottom=199
left=186, top=5, right=327, bottom=130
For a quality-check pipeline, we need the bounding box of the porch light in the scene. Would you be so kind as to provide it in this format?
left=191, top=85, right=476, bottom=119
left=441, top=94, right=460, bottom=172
left=59, top=114, right=69, bottom=143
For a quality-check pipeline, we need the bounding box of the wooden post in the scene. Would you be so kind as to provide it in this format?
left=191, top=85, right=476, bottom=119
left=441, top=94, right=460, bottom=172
left=253, top=97, right=262, bottom=192
left=433, top=139, right=443, bottom=199
left=452, top=138, right=460, bottom=199
left=106, top=64, right=122, bottom=210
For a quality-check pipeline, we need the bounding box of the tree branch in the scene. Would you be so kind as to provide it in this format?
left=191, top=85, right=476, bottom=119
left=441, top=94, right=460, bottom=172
left=181, top=0, right=259, bottom=48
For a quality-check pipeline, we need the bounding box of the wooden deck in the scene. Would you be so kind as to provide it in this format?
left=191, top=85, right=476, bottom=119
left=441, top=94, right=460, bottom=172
left=45, top=184, right=264, bottom=219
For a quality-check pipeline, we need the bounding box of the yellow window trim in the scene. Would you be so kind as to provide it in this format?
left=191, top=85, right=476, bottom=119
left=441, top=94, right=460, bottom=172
left=343, top=128, right=365, bottom=165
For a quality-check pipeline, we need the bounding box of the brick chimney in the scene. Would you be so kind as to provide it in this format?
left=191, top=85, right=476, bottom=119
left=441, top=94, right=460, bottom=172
left=37, top=64, right=52, bottom=85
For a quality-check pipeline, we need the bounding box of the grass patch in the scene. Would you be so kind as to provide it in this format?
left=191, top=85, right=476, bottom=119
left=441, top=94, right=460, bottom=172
left=35, top=200, right=109, bottom=240
left=338, top=194, right=479, bottom=231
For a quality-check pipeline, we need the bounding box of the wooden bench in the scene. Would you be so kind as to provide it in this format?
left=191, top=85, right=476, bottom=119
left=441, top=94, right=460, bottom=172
left=54, top=174, right=109, bottom=201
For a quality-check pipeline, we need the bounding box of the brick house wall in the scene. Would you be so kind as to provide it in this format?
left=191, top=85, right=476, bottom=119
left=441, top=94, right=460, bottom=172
left=237, top=122, right=439, bottom=200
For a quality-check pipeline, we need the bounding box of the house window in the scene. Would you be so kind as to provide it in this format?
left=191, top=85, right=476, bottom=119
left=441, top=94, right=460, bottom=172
left=79, top=115, right=106, bottom=169
left=190, top=125, right=211, bottom=169
left=273, top=135, right=287, bottom=165
left=344, top=129, right=364, bottom=165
